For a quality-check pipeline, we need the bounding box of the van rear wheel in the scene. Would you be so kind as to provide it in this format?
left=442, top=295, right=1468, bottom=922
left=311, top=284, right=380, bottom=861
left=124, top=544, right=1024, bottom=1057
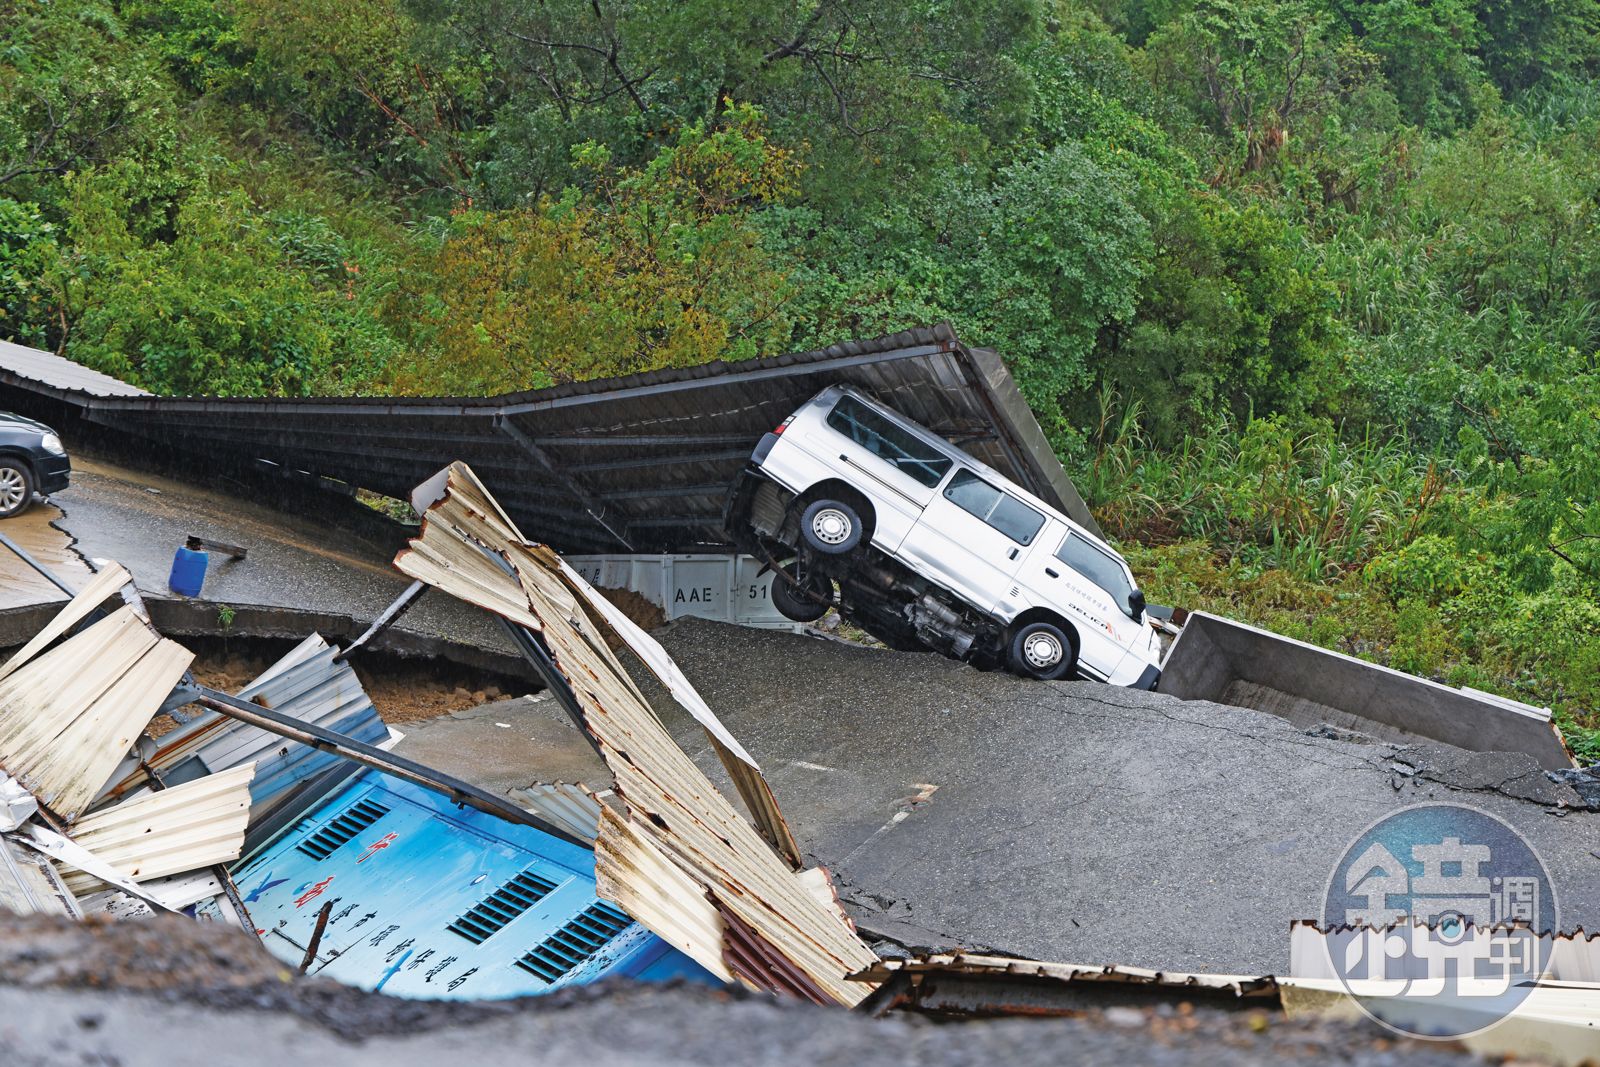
left=1008, top=621, right=1077, bottom=681
left=770, top=561, right=832, bottom=623
left=800, top=498, right=863, bottom=555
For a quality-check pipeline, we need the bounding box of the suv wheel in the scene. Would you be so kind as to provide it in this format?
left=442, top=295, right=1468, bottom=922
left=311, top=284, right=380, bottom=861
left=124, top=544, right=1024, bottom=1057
left=1008, top=621, right=1077, bottom=681
left=770, top=561, right=832, bottom=623
left=0, top=459, right=33, bottom=519
left=800, top=498, right=863, bottom=555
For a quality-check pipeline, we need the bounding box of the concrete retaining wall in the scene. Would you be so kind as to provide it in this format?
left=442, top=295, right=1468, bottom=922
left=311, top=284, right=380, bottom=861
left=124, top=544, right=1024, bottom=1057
left=1157, top=611, right=1573, bottom=770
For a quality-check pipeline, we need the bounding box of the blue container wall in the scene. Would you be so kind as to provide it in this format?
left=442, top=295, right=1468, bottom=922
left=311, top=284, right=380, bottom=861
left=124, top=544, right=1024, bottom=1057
left=231, top=770, right=719, bottom=999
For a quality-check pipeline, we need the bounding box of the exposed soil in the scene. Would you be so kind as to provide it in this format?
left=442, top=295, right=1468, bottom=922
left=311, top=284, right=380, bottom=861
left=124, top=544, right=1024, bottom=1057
left=181, top=635, right=537, bottom=726
left=594, top=585, right=667, bottom=646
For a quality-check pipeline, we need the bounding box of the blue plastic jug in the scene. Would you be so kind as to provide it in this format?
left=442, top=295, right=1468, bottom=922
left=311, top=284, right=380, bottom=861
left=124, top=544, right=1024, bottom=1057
left=168, top=543, right=208, bottom=597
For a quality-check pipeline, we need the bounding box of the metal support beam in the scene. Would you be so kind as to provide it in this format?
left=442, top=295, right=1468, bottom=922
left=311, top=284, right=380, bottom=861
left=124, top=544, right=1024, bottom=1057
left=333, top=580, right=427, bottom=662
left=180, top=684, right=591, bottom=848
left=496, top=618, right=606, bottom=762
left=495, top=414, right=635, bottom=550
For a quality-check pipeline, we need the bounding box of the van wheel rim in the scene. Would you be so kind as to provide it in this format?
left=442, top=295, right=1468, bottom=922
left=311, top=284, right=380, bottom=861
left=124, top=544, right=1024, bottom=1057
left=0, top=469, right=24, bottom=512
left=811, top=508, right=852, bottom=545
left=1024, top=632, right=1063, bottom=670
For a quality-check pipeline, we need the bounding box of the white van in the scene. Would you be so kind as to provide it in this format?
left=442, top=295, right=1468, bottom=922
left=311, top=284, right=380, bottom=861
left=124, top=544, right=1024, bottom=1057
left=724, top=385, right=1163, bottom=688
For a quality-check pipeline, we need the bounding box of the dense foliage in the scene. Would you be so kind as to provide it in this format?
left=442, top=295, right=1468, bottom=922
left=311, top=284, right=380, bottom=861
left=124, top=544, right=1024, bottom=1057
left=2, top=0, right=1597, bottom=755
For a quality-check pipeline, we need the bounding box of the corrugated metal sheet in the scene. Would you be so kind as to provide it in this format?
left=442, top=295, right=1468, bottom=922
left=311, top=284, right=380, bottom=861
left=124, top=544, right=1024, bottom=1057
left=59, top=762, right=256, bottom=896
left=1289, top=919, right=1600, bottom=983
left=509, top=782, right=609, bottom=843
left=97, top=633, right=389, bottom=818
left=857, top=953, right=1277, bottom=997
left=0, top=604, right=193, bottom=821
left=0, top=339, right=151, bottom=397
left=231, top=770, right=713, bottom=998
left=395, top=461, right=880, bottom=1004
left=0, top=833, right=80, bottom=917
left=0, top=325, right=1099, bottom=551
left=0, top=563, right=132, bottom=684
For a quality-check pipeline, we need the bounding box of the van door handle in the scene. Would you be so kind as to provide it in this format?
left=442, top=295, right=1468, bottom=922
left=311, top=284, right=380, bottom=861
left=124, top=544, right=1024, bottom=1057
left=1008, top=547, right=1019, bottom=560
left=1045, top=567, right=1059, bottom=578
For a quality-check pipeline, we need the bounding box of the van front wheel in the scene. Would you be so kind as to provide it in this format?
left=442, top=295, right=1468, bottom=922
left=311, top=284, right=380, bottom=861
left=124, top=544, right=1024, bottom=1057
left=800, top=499, right=863, bottom=555
left=1008, top=621, right=1077, bottom=681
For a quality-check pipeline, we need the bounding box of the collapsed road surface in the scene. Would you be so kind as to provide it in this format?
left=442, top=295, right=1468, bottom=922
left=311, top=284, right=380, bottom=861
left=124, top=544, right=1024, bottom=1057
left=0, top=912, right=1512, bottom=1067
left=0, top=454, right=518, bottom=674
left=631, top=619, right=1600, bottom=974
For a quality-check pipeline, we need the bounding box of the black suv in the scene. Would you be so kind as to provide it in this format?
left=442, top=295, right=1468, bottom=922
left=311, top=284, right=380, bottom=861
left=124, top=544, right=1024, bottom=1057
left=0, top=411, right=70, bottom=518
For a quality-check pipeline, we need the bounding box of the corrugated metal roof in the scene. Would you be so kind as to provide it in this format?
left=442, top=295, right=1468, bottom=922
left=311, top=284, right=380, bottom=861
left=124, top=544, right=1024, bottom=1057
left=0, top=563, right=132, bottom=684
left=0, top=602, right=193, bottom=821
left=0, top=833, right=80, bottom=917
left=856, top=952, right=1277, bottom=997
left=395, top=461, right=880, bottom=1004
left=509, top=782, right=609, bottom=844
left=97, top=633, right=389, bottom=819
left=0, top=325, right=1100, bottom=550
left=0, top=339, right=151, bottom=397
left=58, top=762, right=256, bottom=896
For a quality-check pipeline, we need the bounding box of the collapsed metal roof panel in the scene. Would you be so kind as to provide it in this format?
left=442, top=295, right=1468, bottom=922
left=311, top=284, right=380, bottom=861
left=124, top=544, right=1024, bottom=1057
left=0, top=833, right=80, bottom=918
left=0, top=601, right=193, bottom=821
left=97, top=634, right=390, bottom=817
left=59, top=762, right=256, bottom=897
left=0, top=325, right=1099, bottom=550
left=395, top=461, right=880, bottom=1004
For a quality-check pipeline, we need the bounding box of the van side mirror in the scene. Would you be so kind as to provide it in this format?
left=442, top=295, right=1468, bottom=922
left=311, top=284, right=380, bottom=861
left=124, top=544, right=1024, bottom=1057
left=1128, top=588, right=1146, bottom=620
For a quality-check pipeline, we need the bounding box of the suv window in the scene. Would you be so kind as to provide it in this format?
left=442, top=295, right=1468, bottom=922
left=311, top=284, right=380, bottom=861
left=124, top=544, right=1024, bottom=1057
left=826, top=395, right=953, bottom=489
left=1056, top=533, right=1135, bottom=615
left=943, top=469, right=1045, bottom=545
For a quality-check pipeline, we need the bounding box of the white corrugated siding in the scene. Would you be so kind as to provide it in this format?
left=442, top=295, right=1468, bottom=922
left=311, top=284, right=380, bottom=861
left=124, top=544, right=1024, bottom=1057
left=0, top=605, right=193, bottom=821
left=59, top=762, right=256, bottom=896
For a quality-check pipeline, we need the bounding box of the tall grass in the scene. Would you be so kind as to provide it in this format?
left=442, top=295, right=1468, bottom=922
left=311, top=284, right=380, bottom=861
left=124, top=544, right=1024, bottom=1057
left=1083, top=387, right=1443, bottom=581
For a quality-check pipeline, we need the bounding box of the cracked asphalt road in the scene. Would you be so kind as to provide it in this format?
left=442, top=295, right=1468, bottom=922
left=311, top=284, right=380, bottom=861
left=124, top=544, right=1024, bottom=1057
left=640, top=619, right=1600, bottom=975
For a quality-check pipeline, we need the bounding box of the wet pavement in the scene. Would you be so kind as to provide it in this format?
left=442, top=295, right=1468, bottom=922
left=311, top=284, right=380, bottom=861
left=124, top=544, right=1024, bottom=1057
left=0, top=499, right=94, bottom=610
left=631, top=620, right=1600, bottom=975
left=1, top=455, right=513, bottom=660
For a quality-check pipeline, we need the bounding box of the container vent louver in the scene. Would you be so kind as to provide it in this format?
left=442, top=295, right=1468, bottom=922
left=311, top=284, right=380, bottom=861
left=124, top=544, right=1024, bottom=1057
left=447, top=869, right=561, bottom=944
left=514, top=902, right=631, bottom=983
left=294, top=798, right=390, bottom=860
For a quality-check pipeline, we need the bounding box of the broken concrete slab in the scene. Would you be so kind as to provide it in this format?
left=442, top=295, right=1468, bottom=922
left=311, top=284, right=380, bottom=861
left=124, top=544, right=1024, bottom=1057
left=638, top=619, right=1600, bottom=975
left=0, top=500, right=94, bottom=612
left=387, top=694, right=611, bottom=799
left=1158, top=611, right=1572, bottom=770
left=0, top=911, right=1504, bottom=1067
left=0, top=456, right=519, bottom=674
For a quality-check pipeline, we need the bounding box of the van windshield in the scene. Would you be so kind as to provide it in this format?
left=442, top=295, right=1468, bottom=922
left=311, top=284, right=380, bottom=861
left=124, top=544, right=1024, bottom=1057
left=825, top=395, right=953, bottom=488
left=943, top=470, right=1045, bottom=545
left=1056, top=533, right=1136, bottom=616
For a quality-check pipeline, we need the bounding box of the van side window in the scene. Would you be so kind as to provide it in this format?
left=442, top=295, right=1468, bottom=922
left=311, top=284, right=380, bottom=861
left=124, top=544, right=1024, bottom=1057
left=826, top=395, right=953, bottom=488
left=1056, top=533, right=1135, bottom=615
left=943, top=469, right=1045, bottom=545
